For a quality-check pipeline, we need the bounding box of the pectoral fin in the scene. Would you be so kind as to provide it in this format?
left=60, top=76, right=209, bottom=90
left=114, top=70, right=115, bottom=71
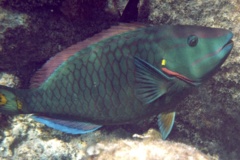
left=32, top=116, right=102, bottom=134
left=134, top=56, right=175, bottom=104
left=158, top=112, right=176, bottom=140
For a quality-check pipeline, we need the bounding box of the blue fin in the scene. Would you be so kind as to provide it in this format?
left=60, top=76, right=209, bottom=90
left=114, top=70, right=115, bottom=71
left=158, top=112, right=176, bottom=140
left=134, top=56, right=175, bottom=104
left=32, top=116, right=102, bottom=134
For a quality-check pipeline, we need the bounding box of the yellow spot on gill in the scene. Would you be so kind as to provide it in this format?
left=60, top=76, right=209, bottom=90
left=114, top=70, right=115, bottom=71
left=161, top=59, right=166, bottom=66
left=0, top=93, right=7, bottom=106
left=16, top=99, right=23, bottom=110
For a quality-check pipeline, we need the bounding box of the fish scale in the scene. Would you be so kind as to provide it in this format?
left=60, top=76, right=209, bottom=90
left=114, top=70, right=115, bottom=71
left=28, top=31, right=208, bottom=121
left=0, top=24, right=233, bottom=139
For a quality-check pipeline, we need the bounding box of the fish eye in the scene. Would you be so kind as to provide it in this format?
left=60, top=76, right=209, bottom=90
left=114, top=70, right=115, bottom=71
left=187, top=35, right=198, bottom=47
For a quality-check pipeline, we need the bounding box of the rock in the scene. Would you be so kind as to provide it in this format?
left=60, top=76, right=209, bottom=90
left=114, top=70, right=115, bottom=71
left=0, top=0, right=62, bottom=12
left=89, top=139, right=215, bottom=160
left=0, top=116, right=215, bottom=160
left=0, top=73, right=19, bottom=87
left=0, top=7, right=28, bottom=37
left=106, top=0, right=129, bottom=16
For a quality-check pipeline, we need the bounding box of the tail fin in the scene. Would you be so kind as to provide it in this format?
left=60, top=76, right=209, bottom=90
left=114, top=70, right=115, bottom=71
left=0, top=85, right=22, bottom=114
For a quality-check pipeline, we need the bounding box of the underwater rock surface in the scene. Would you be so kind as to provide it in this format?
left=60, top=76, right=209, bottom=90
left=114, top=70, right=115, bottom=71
left=0, top=112, right=215, bottom=159
left=0, top=0, right=240, bottom=159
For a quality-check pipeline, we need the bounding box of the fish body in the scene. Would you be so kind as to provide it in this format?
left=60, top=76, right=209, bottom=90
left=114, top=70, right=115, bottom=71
left=0, top=24, right=233, bottom=139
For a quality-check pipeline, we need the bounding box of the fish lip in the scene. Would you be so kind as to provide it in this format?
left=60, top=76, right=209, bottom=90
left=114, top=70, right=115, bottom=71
left=198, top=38, right=233, bottom=83
left=221, top=40, right=233, bottom=51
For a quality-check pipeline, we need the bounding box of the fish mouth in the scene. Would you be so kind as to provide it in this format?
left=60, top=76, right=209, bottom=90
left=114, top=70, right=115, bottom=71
left=221, top=40, right=233, bottom=51
left=220, top=30, right=234, bottom=55
left=214, top=38, right=233, bottom=68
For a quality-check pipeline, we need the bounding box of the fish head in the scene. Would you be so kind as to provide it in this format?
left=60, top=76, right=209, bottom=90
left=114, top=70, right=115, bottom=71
left=160, top=25, right=233, bottom=85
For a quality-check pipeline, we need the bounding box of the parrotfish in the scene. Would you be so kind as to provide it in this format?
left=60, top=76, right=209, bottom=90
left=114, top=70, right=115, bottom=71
left=0, top=23, right=233, bottom=139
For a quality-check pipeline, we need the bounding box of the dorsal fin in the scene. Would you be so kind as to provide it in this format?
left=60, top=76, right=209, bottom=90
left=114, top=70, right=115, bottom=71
left=30, top=23, right=147, bottom=88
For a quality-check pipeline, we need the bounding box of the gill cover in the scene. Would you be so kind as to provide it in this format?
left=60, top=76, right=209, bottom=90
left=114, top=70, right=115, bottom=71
left=0, top=86, right=21, bottom=114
